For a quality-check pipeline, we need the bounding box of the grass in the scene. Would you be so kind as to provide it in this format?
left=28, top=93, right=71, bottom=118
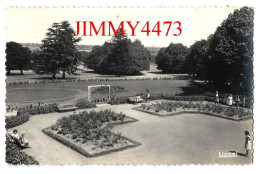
left=6, top=80, right=190, bottom=104
left=6, top=64, right=189, bottom=83
left=6, top=88, right=80, bottom=103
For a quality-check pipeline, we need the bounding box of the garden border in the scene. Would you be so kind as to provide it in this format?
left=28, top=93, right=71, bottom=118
left=132, top=107, right=252, bottom=122
left=7, top=76, right=193, bottom=86
left=42, top=116, right=141, bottom=158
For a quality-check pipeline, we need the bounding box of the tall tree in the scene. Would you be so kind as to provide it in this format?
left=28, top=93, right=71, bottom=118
left=106, top=29, right=132, bottom=76
left=6, top=42, right=31, bottom=75
left=85, top=29, right=151, bottom=76
left=35, top=21, right=81, bottom=78
left=205, top=7, right=254, bottom=92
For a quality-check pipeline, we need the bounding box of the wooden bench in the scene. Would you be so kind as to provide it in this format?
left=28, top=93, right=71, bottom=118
left=58, top=104, right=77, bottom=112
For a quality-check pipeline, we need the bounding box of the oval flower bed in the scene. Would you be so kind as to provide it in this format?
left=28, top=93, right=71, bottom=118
left=42, top=109, right=140, bottom=157
left=133, top=100, right=252, bottom=121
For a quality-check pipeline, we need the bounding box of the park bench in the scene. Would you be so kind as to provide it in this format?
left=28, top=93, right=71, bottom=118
left=58, top=104, right=77, bottom=112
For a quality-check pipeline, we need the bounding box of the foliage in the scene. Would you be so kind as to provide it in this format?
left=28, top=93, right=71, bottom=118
left=75, top=99, right=96, bottom=109
left=155, top=43, right=188, bottom=73
left=5, top=112, right=30, bottom=129
left=18, top=104, right=58, bottom=115
left=6, top=42, right=32, bottom=75
left=204, top=7, right=254, bottom=93
left=52, top=110, right=126, bottom=147
left=84, top=29, right=151, bottom=75
left=184, top=39, right=209, bottom=77
left=33, top=21, right=81, bottom=78
left=141, top=100, right=252, bottom=118
left=5, top=104, right=58, bottom=129
left=109, top=96, right=129, bottom=105
left=6, top=136, right=39, bottom=165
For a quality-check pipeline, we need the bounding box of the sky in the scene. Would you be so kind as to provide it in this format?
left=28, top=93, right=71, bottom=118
left=6, top=7, right=239, bottom=47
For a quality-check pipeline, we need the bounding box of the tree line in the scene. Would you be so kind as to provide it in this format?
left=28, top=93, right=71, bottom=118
left=6, top=22, right=150, bottom=78
left=155, top=7, right=253, bottom=93
left=5, top=7, right=253, bottom=93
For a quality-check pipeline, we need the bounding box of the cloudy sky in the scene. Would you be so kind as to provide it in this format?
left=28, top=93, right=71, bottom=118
left=6, top=7, right=239, bottom=47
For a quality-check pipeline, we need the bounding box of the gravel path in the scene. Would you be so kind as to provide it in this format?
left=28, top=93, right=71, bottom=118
left=9, top=103, right=253, bottom=165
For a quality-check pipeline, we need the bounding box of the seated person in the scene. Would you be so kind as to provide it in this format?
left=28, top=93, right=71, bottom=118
left=9, top=129, right=19, bottom=142
left=19, top=131, right=30, bottom=148
left=136, top=95, right=143, bottom=103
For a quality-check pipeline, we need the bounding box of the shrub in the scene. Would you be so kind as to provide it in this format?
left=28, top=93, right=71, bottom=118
left=18, top=103, right=58, bottom=115
left=5, top=112, right=30, bottom=129
left=76, top=99, right=96, bottom=109
left=6, top=136, right=39, bottom=165
left=109, top=97, right=129, bottom=105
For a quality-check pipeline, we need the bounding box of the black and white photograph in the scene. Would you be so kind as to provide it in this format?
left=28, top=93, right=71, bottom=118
left=3, top=6, right=254, bottom=166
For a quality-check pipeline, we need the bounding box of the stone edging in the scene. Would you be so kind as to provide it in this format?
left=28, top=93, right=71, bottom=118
left=42, top=117, right=141, bottom=158
left=132, top=107, right=252, bottom=122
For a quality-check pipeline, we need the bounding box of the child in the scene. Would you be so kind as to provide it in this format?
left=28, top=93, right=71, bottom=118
left=215, top=91, right=219, bottom=105
left=146, top=89, right=150, bottom=103
left=245, top=131, right=252, bottom=157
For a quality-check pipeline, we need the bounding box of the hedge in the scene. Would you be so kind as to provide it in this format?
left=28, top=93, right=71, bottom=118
left=75, top=99, right=96, bottom=109
left=5, top=112, right=30, bottom=129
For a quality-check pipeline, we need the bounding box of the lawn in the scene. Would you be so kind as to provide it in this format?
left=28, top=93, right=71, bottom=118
left=6, top=64, right=188, bottom=84
left=6, top=80, right=190, bottom=104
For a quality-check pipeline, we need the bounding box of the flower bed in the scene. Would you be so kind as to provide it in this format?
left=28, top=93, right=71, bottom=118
left=133, top=100, right=252, bottom=121
left=6, top=136, right=39, bottom=165
left=42, top=109, right=140, bottom=157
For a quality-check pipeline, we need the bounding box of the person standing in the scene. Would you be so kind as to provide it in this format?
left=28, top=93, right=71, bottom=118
left=245, top=131, right=252, bottom=157
left=227, top=94, right=233, bottom=106
left=146, top=89, right=150, bottom=103
left=215, top=91, right=219, bottom=105
left=235, top=95, right=240, bottom=108
left=242, top=97, right=246, bottom=108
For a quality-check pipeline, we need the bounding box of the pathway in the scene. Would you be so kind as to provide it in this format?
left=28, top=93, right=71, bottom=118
left=10, top=103, right=253, bottom=165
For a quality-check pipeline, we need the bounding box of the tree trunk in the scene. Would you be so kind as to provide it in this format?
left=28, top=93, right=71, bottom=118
left=20, top=69, right=23, bottom=75
left=62, top=71, right=65, bottom=79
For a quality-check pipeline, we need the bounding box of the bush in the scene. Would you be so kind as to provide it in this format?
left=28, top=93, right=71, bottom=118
left=109, top=97, right=129, bottom=105
left=5, top=103, right=58, bottom=129
left=76, top=99, right=96, bottom=109
left=18, top=103, right=58, bottom=115
left=6, top=137, right=39, bottom=165
left=5, top=112, right=30, bottom=129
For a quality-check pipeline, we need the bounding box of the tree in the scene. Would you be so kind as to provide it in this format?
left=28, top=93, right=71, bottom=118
left=84, top=42, right=113, bottom=72
left=84, top=29, right=151, bottom=76
left=155, top=43, right=188, bottom=73
left=5, top=42, right=31, bottom=75
left=205, top=7, right=254, bottom=92
left=35, top=21, right=81, bottom=78
left=184, top=39, right=209, bottom=77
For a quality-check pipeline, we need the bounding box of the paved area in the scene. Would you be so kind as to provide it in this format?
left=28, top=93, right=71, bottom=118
left=9, top=103, right=253, bottom=165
